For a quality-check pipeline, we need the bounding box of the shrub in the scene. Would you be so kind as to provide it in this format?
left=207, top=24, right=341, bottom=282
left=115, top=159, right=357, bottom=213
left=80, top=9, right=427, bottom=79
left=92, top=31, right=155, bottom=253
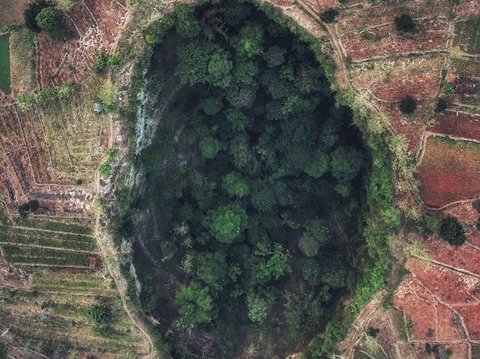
left=399, top=96, right=417, bottom=115
left=0, top=341, right=8, bottom=359
left=90, top=303, right=112, bottom=327
left=394, top=14, right=416, bottom=33
left=435, top=98, right=449, bottom=113
left=440, top=217, right=466, bottom=246
left=320, top=8, right=339, bottom=23
left=35, top=7, right=63, bottom=31
left=24, top=0, right=50, bottom=32
left=199, top=137, right=222, bottom=159
left=473, top=199, right=480, bottom=213
left=18, top=200, right=40, bottom=218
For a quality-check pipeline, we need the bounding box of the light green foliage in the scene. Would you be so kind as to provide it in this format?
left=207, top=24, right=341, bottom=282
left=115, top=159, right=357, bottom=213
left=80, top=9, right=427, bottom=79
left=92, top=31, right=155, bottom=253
left=57, top=0, right=77, bottom=11
left=232, top=23, right=264, bottom=58
left=199, top=136, right=222, bottom=159
left=17, top=83, right=75, bottom=109
left=207, top=50, right=233, bottom=88
left=255, top=243, right=291, bottom=282
left=176, top=282, right=213, bottom=329
left=298, top=219, right=330, bottom=256
left=98, top=82, right=118, bottom=113
left=247, top=294, right=268, bottom=323
left=99, top=163, right=112, bottom=178
left=90, top=303, right=111, bottom=327
left=179, top=41, right=217, bottom=85
left=222, top=172, right=249, bottom=198
left=36, top=7, right=63, bottom=31
left=205, top=204, right=247, bottom=244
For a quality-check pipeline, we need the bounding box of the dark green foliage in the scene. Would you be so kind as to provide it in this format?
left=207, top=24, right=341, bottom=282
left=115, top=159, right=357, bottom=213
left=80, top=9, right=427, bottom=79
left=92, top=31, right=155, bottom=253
left=35, top=7, right=63, bottom=31
left=95, top=51, right=122, bottom=74
left=395, top=14, right=416, bottom=33
left=24, top=1, right=50, bottom=33
left=472, top=199, right=480, bottom=213
left=90, top=303, right=112, bottom=327
left=399, top=95, right=417, bottom=114
left=18, top=200, right=40, bottom=218
left=320, top=8, right=339, bottom=23
left=0, top=341, right=7, bottom=359
left=440, top=217, right=466, bottom=246
left=435, top=97, right=449, bottom=113
left=174, top=4, right=202, bottom=38
left=129, top=1, right=373, bottom=356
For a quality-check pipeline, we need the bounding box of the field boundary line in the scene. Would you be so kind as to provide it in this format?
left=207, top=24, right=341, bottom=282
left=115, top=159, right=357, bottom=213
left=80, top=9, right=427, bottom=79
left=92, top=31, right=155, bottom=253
left=1, top=224, right=94, bottom=238
left=0, top=241, right=97, bottom=254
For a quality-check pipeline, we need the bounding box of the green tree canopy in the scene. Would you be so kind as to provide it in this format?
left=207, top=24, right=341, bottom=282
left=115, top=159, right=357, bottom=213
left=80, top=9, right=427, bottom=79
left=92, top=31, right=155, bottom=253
left=247, top=294, right=268, bottom=323
left=222, top=172, right=249, bottom=198
left=330, top=146, right=364, bottom=181
left=232, top=23, right=264, bottom=58
left=440, top=216, right=466, bottom=246
left=207, top=50, right=233, bottom=88
left=35, top=7, right=63, bottom=31
left=176, top=282, right=214, bottom=329
left=205, top=204, right=248, bottom=243
left=199, top=136, right=222, bottom=159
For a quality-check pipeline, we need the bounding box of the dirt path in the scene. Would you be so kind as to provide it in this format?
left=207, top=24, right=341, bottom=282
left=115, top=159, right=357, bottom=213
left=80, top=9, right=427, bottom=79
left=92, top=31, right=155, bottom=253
left=336, top=291, right=387, bottom=359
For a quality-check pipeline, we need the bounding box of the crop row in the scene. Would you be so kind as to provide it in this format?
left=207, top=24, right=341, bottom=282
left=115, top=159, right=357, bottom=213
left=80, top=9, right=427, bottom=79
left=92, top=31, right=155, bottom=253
left=13, top=216, right=93, bottom=235
left=0, top=225, right=97, bottom=252
left=2, top=245, right=92, bottom=267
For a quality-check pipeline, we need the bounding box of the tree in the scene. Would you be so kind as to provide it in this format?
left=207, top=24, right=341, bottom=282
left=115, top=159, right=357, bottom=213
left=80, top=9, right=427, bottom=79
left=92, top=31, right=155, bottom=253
left=201, top=96, right=223, bottom=115
left=222, top=172, right=249, bottom=198
left=90, top=303, right=111, bottom=327
left=265, top=45, right=286, bottom=67
left=35, top=7, right=63, bottom=31
left=18, top=200, right=40, bottom=218
left=195, top=251, right=228, bottom=289
left=304, top=150, right=329, bottom=178
left=247, top=294, right=268, bottom=323
left=199, top=137, right=222, bottom=159
left=24, top=0, right=50, bottom=32
left=0, top=341, right=8, bottom=359
left=207, top=51, right=233, bottom=88
left=440, top=217, right=466, bottom=246
left=205, top=204, right=247, bottom=244
left=395, top=14, right=416, bottom=33
left=234, top=60, right=258, bottom=85
left=255, top=243, right=291, bottom=282
left=179, top=41, right=217, bottom=85
left=174, top=5, right=201, bottom=38
left=176, top=281, right=213, bottom=329
left=232, top=23, right=264, bottom=58
left=320, top=8, right=339, bottom=23
left=330, top=146, right=364, bottom=181
left=298, top=219, right=330, bottom=257
left=399, top=95, right=417, bottom=114
left=435, top=98, right=448, bottom=113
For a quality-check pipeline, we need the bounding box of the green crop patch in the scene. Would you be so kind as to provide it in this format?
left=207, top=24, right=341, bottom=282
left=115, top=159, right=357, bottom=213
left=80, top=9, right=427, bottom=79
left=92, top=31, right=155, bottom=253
left=0, top=225, right=97, bottom=252
left=0, top=34, right=11, bottom=92
left=1, top=244, right=92, bottom=267
left=13, top=216, right=94, bottom=235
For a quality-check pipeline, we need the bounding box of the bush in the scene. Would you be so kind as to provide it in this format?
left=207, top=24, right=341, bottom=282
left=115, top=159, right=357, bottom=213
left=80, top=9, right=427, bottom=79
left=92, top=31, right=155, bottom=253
left=440, top=217, right=466, bottom=246
left=320, top=8, right=339, bottom=23
left=399, top=96, right=417, bottom=115
left=90, top=303, right=112, bottom=327
left=0, top=341, right=7, bottom=359
left=394, top=14, right=416, bottom=33
left=473, top=199, right=480, bottom=213
left=435, top=97, right=449, bottom=113
left=18, top=200, right=40, bottom=218
left=35, top=7, right=63, bottom=31
left=24, top=0, right=50, bottom=32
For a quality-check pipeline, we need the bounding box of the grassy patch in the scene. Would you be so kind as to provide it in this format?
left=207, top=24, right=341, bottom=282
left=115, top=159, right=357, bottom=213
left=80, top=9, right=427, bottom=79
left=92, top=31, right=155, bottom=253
left=0, top=34, right=11, bottom=92
left=2, top=244, right=92, bottom=267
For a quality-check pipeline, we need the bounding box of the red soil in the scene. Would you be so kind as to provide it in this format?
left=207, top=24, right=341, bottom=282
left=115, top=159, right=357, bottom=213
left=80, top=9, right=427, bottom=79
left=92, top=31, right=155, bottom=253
left=417, top=136, right=480, bottom=207
left=341, top=21, right=448, bottom=61
left=303, top=0, right=337, bottom=12
left=430, top=111, right=480, bottom=141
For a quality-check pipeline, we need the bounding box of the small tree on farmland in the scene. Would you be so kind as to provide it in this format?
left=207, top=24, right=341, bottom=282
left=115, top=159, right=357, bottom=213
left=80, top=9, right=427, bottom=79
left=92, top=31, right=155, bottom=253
left=90, top=303, right=112, bottom=327
left=35, top=7, right=64, bottom=31
left=435, top=98, right=449, bottom=113
left=440, top=216, right=466, bottom=246
left=320, top=8, right=339, bottom=23
left=399, top=96, right=417, bottom=115
left=395, top=14, right=416, bottom=33
left=24, top=0, right=50, bottom=33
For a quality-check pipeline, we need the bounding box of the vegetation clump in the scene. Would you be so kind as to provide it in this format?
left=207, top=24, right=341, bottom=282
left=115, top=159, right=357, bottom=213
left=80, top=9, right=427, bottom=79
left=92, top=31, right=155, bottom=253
left=35, top=7, right=63, bottom=31
left=320, top=8, right=339, bottom=23
left=120, top=1, right=399, bottom=357
left=399, top=95, right=417, bottom=115
left=440, top=216, right=466, bottom=246
left=90, top=303, right=112, bottom=328
left=395, top=14, right=416, bottom=33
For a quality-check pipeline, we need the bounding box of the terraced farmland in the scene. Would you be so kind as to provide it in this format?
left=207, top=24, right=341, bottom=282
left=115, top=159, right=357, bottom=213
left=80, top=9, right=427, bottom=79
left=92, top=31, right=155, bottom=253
left=0, top=209, right=148, bottom=357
